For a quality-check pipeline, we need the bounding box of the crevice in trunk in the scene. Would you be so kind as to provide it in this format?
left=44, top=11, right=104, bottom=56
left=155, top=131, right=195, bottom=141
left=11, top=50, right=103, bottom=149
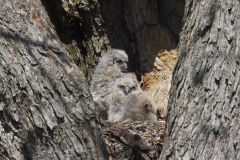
left=39, top=0, right=185, bottom=158
left=100, top=0, right=185, bottom=119
left=40, top=0, right=185, bottom=120
left=39, top=1, right=185, bottom=117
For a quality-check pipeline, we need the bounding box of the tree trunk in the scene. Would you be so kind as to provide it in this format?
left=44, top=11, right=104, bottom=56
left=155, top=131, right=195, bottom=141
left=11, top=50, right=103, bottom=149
left=161, top=0, right=240, bottom=159
left=0, top=0, right=106, bottom=159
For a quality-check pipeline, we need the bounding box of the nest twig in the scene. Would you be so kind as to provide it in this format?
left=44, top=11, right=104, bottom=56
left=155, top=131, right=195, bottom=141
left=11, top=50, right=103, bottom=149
left=102, top=120, right=166, bottom=160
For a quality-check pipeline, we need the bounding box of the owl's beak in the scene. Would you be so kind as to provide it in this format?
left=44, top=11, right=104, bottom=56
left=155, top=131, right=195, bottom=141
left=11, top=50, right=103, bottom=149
left=120, top=63, right=128, bottom=72
left=124, top=88, right=130, bottom=95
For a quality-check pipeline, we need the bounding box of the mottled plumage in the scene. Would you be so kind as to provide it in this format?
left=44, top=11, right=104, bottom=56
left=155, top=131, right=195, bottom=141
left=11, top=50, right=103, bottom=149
left=91, top=49, right=129, bottom=119
left=122, top=92, right=157, bottom=122
left=108, top=74, right=157, bottom=122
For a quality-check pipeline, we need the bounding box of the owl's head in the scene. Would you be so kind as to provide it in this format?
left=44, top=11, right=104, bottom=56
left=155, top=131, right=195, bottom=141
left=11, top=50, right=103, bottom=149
left=115, top=73, right=141, bottom=95
left=127, top=92, right=158, bottom=121
left=112, top=49, right=128, bottom=72
left=102, top=49, right=128, bottom=72
left=140, top=97, right=157, bottom=121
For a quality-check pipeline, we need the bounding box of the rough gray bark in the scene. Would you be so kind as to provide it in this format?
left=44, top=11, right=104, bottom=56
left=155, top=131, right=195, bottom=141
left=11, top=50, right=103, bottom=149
left=161, top=0, right=240, bottom=159
left=39, top=0, right=110, bottom=82
left=0, top=0, right=106, bottom=159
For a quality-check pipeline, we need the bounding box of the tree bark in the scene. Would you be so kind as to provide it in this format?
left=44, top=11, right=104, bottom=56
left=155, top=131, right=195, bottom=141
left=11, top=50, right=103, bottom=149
left=161, top=0, right=240, bottom=159
left=0, top=0, right=106, bottom=159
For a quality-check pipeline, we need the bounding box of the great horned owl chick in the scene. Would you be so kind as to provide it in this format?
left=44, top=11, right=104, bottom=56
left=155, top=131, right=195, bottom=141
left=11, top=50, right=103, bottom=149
left=108, top=73, right=142, bottom=122
left=122, top=92, right=157, bottom=122
left=108, top=73, right=157, bottom=122
left=108, top=90, right=157, bottom=123
left=91, top=49, right=129, bottom=118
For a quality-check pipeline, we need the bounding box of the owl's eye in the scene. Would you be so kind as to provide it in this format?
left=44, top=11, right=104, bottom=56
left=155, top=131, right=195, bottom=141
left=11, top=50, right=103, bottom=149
left=114, top=59, right=123, bottom=65
left=131, top=86, right=136, bottom=91
left=118, top=85, right=125, bottom=90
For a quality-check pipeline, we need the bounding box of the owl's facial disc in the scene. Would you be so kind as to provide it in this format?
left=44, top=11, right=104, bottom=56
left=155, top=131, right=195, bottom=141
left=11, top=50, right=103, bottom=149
left=123, top=85, right=135, bottom=95
left=118, top=84, right=129, bottom=95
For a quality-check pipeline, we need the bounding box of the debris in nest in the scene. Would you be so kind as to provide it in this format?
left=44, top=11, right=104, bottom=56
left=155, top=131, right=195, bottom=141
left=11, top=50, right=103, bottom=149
left=141, top=49, right=177, bottom=119
left=102, top=120, right=165, bottom=160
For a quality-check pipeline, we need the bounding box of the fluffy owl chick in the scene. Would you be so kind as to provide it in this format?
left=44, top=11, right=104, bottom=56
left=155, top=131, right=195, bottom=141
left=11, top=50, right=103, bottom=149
left=108, top=73, right=142, bottom=122
left=122, top=92, right=158, bottom=122
left=91, top=49, right=129, bottom=119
